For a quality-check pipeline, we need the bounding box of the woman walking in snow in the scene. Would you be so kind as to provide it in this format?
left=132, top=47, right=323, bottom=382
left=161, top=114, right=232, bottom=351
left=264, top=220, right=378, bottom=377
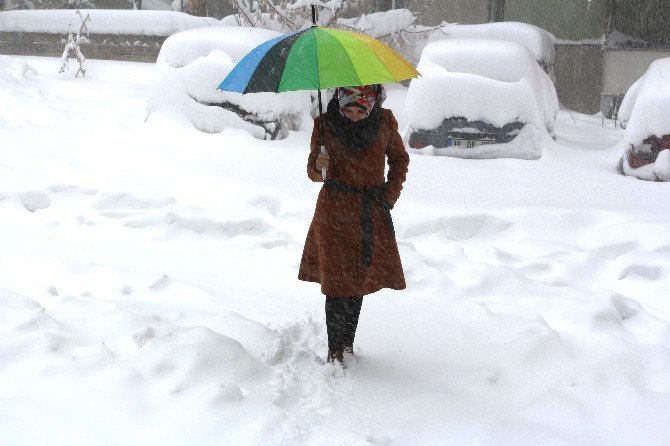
left=299, top=84, right=409, bottom=367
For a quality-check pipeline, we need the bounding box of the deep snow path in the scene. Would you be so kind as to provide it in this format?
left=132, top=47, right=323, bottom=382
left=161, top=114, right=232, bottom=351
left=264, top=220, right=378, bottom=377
left=1, top=57, right=669, bottom=445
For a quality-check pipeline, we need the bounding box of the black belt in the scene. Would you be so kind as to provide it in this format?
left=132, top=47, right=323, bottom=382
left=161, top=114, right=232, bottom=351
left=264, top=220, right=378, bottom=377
left=324, top=179, right=395, bottom=268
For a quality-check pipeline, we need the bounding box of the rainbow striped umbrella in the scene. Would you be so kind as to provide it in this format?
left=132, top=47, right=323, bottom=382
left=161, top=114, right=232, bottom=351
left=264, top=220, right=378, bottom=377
left=217, top=26, right=419, bottom=94
left=218, top=8, right=419, bottom=179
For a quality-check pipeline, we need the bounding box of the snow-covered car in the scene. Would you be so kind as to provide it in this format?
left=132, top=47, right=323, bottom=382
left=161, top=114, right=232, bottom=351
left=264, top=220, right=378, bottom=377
left=617, top=58, right=670, bottom=181
left=395, top=21, right=555, bottom=80
left=405, top=39, right=559, bottom=159
left=147, top=26, right=310, bottom=139
left=438, top=22, right=555, bottom=77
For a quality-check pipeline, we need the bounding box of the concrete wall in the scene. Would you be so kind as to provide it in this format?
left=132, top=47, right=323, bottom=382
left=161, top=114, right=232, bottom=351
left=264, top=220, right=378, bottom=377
left=504, top=0, right=605, bottom=41
left=554, top=44, right=603, bottom=114
left=602, top=49, right=670, bottom=94
left=412, top=0, right=490, bottom=26
left=611, top=0, right=670, bottom=47
left=0, top=31, right=164, bottom=62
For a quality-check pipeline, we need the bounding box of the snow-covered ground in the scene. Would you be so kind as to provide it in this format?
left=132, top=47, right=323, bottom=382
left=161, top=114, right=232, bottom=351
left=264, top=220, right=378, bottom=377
left=1, top=56, right=669, bottom=445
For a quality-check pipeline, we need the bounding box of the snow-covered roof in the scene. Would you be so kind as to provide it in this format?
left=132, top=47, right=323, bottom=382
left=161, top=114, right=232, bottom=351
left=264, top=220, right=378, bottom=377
left=618, top=57, right=670, bottom=145
left=0, top=10, right=218, bottom=36
left=406, top=39, right=558, bottom=133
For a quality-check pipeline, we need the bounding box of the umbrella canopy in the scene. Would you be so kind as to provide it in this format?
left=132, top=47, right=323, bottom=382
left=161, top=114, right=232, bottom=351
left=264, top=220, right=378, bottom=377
left=218, top=26, right=419, bottom=94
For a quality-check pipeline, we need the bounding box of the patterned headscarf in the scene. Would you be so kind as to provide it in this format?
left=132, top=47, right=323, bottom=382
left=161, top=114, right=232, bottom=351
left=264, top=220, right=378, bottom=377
left=337, top=85, right=386, bottom=116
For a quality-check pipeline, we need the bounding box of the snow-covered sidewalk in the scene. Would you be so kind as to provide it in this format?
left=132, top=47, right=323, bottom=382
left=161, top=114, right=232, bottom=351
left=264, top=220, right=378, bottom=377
left=1, top=56, right=669, bottom=445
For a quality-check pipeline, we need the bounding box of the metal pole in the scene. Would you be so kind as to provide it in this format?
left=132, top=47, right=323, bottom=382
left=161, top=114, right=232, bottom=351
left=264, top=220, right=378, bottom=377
left=318, top=90, right=326, bottom=180
left=604, top=0, right=616, bottom=39
left=489, top=0, right=505, bottom=22
left=312, top=4, right=327, bottom=180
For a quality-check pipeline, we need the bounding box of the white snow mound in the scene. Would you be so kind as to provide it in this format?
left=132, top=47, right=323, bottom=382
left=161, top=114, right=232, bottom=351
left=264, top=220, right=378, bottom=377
left=619, top=58, right=670, bottom=181
left=619, top=58, right=670, bottom=145
left=147, top=26, right=310, bottom=138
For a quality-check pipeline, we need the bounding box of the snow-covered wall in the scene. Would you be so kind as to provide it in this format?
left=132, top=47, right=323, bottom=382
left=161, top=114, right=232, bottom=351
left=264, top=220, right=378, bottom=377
left=0, top=10, right=217, bottom=36
left=0, top=10, right=221, bottom=63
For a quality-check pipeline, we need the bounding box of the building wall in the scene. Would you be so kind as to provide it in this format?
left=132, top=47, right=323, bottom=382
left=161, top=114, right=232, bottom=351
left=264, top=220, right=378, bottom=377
left=0, top=31, right=164, bottom=62
left=603, top=49, right=670, bottom=94
left=554, top=44, right=603, bottom=114
left=501, top=1, right=606, bottom=113
left=411, top=0, right=490, bottom=26
left=504, top=0, right=605, bottom=41
left=611, top=0, right=670, bottom=47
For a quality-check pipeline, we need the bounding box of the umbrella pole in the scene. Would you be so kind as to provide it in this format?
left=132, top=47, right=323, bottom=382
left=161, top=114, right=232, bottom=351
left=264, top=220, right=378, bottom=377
left=312, top=4, right=327, bottom=181
left=318, top=89, right=327, bottom=180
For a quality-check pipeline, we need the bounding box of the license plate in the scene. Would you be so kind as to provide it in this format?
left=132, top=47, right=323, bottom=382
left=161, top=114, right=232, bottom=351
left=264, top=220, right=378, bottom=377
left=447, top=138, right=496, bottom=149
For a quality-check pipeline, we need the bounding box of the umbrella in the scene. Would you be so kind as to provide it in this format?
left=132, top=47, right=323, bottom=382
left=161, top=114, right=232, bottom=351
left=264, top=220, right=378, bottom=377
left=218, top=6, right=420, bottom=180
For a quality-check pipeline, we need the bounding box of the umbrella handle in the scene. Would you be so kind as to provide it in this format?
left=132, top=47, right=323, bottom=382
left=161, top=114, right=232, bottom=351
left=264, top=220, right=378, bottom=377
left=320, top=145, right=327, bottom=180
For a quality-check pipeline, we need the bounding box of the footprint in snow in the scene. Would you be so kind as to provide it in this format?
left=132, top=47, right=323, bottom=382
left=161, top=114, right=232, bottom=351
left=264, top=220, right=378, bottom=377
left=618, top=263, right=665, bottom=281
left=593, top=293, right=642, bottom=325
left=249, top=194, right=282, bottom=216
left=593, top=240, right=638, bottom=259
left=19, top=191, right=51, bottom=212
left=402, top=214, right=512, bottom=241
left=123, top=210, right=278, bottom=240
left=48, top=184, right=98, bottom=195
left=261, top=317, right=351, bottom=414
left=92, top=192, right=176, bottom=212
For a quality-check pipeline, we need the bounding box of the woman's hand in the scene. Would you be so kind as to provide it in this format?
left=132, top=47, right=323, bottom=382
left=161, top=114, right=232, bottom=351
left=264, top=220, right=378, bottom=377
left=315, top=149, right=330, bottom=171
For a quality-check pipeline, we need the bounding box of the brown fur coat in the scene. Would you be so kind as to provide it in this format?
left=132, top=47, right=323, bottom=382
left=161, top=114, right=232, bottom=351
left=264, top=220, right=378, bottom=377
left=298, top=109, right=409, bottom=297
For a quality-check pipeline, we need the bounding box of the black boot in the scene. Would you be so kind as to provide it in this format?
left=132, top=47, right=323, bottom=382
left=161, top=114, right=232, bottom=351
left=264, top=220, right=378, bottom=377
left=325, top=296, right=363, bottom=368
left=327, top=349, right=345, bottom=367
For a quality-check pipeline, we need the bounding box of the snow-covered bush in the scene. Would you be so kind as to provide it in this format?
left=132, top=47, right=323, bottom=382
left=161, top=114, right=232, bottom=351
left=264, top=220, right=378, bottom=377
left=147, top=26, right=310, bottom=139
left=223, top=0, right=364, bottom=32
left=405, top=39, right=558, bottom=160
left=617, top=57, right=670, bottom=181
left=58, top=10, right=90, bottom=77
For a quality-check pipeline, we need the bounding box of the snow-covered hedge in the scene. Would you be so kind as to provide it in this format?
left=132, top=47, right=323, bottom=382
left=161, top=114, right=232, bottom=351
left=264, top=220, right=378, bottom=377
left=618, top=57, right=670, bottom=181
left=0, top=10, right=217, bottom=36
left=147, top=26, right=310, bottom=139
left=405, top=39, right=558, bottom=160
